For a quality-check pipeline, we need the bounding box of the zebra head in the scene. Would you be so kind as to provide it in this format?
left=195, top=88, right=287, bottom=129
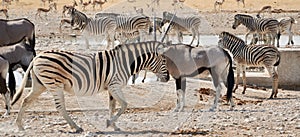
left=151, top=45, right=170, bottom=82
left=232, top=14, right=252, bottom=29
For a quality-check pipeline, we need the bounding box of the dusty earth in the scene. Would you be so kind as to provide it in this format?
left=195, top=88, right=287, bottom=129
left=0, top=0, right=300, bottom=136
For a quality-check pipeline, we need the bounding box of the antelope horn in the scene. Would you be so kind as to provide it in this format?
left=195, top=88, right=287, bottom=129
left=160, top=12, right=176, bottom=42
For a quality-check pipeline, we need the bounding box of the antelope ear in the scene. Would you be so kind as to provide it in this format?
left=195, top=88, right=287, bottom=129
left=157, top=44, right=170, bottom=54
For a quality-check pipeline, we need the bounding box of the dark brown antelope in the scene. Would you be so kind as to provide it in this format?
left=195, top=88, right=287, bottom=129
left=40, top=0, right=53, bottom=6
left=92, top=0, right=106, bottom=10
left=214, top=0, right=225, bottom=11
left=81, top=0, right=91, bottom=11
left=256, top=5, right=272, bottom=18
left=0, top=8, right=8, bottom=19
left=35, top=3, right=56, bottom=20
left=236, top=0, right=245, bottom=8
left=62, top=0, right=78, bottom=17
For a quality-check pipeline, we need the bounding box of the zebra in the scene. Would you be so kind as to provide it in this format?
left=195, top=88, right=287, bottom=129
left=11, top=41, right=170, bottom=132
left=114, top=15, right=151, bottom=44
left=82, top=16, right=117, bottom=49
left=232, top=14, right=280, bottom=47
left=68, top=7, right=89, bottom=30
left=253, top=16, right=296, bottom=47
left=162, top=11, right=201, bottom=46
left=278, top=17, right=296, bottom=46
left=218, top=31, right=280, bottom=99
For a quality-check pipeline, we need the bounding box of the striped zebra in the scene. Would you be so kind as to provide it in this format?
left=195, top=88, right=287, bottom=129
left=115, top=15, right=151, bottom=32
left=232, top=14, right=280, bottom=47
left=253, top=16, right=296, bottom=47
left=68, top=7, right=89, bottom=30
left=162, top=11, right=201, bottom=46
left=82, top=17, right=117, bottom=49
left=278, top=17, right=296, bottom=46
left=11, top=41, right=170, bottom=132
left=218, top=31, right=280, bottom=99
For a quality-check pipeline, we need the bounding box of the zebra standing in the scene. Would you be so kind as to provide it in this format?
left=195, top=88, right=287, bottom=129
left=68, top=7, right=89, bottom=30
left=278, top=17, right=296, bottom=46
left=11, top=41, right=170, bottom=132
left=218, top=31, right=280, bottom=99
left=232, top=14, right=280, bottom=47
left=253, top=16, right=296, bottom=47
left=82, top=16, right=117, bottom=49
left=114, top=15, right=151, bottom=43
left=162, top=11, right=201, bottom=46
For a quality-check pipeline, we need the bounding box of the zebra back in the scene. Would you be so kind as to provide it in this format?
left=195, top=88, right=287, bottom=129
left=162, top=11, right=201, bottom=32
left=83, top=17, right=117, bottom=35
left=233, top=14, right=279, bottom=33
left=115, top=15, right=151, bottom=33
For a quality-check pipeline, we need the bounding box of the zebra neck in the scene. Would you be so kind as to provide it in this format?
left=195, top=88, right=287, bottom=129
left=243, top=18, right=256, bottom=31
left=111, top=42, right=158, bottom=80
left=228, top=42, right=247, bottom=58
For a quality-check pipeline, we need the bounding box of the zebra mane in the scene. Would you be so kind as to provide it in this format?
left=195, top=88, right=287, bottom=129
left=221, top=31, right=246, bottom=45
left=235, top=14, right=253, bottom=20
left=112, top=41, right=163, bottom=53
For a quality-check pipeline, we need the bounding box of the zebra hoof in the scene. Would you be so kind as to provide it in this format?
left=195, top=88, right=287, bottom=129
left=106, top=119, right=110, bottom=128
left=75, top=127, right=84, bottom=133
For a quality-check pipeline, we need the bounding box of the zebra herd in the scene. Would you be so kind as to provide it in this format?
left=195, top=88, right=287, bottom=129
left=0, top=3, right=298, bottom=133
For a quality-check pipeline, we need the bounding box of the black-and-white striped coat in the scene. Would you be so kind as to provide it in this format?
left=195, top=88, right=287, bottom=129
left=232, top=14, right=280, bottom=47
left=82, top=17, right=117, bottom=48
left=218, top=31, right=280, bottom=99
left=162, top=11, right=201, bottom=45
left=69, top=7, right=89, bottom=30
left=11, top=41, right=170, bottom=133
left=278, top=17, right=296, bottom=46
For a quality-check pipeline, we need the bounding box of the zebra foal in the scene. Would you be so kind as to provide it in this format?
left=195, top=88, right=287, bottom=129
left=218, top=31, right=280, bottom=99
left=232, top=14, right=280, bottom=47
left=11, top=41, right=170, bottom=132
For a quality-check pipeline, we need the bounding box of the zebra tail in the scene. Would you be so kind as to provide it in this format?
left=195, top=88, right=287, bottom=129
left=223, top=49, right=235, bottom=102
left=11, top=59, right=34, bottom=106
left=274, top=52, right=281, bottom=66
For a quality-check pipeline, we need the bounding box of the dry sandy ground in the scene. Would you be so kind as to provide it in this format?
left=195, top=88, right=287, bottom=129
left=0, top=0, right=300, bottom=136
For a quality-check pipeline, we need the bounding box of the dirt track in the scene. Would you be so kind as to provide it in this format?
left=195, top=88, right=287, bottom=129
left=0, top=0, right=300, bottom=136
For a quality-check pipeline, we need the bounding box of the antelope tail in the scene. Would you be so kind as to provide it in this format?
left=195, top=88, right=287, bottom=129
left=11, top=60, right=34, bottom=106
left=223, top=49, right=234, bottom=102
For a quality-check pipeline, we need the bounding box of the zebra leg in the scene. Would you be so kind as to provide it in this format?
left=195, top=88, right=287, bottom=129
left=141, top=70, right=147, bottom=83
left=265, top=66, right=279, bottom=99
left=233, top=64, right=240, bottom=92
left=16, top=79, right=45, bottom=131
left=3, top=91, right=10, bottom=116
left=51, top=89, right=83, bottom=133
left=241, top=65, right=247, bottom=94
left=106, top=87, right=127, bottom=131
left=189, top=31, right=196, bottom=45
left=108, top=93, right=116, bottom=118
